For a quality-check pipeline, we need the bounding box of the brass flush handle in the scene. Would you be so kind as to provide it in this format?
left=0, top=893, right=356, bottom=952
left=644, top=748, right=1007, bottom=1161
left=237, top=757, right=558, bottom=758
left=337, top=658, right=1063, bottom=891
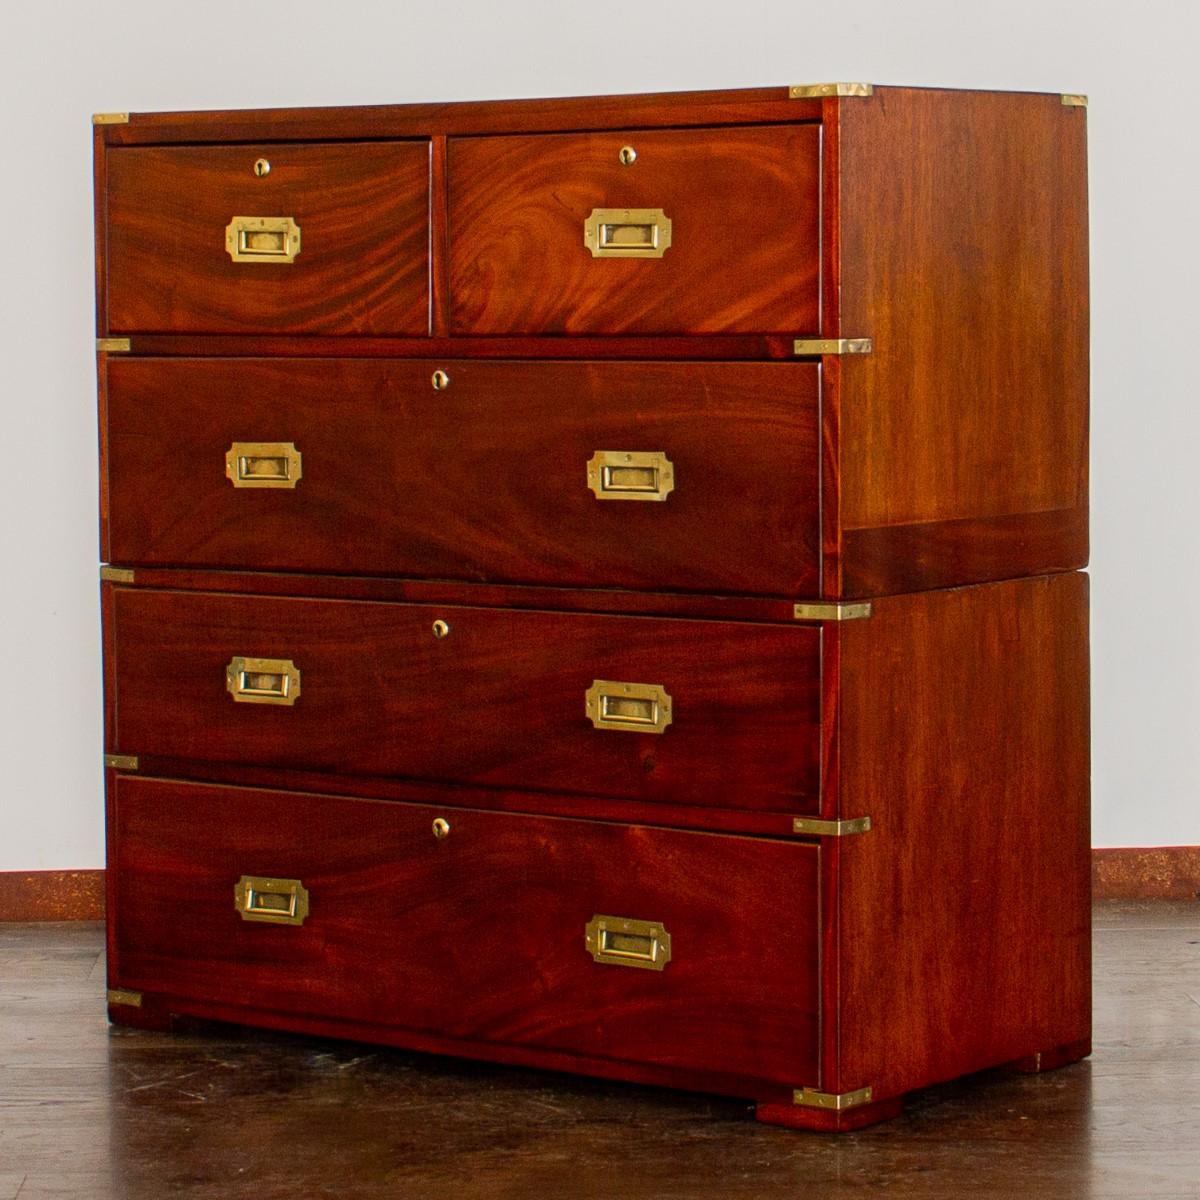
left=583, top=208, right=672, bottom=258
left=226, top=656, right=301, bottom=706
left=225, top=216, right=301, bottom=263
left=585, top=680, right=672, bottom=734
left=234, top=875, right=309, bottom=925
left=587, top=451, right=674, bottom=502
left=585, top=915, right=671, bottom=971
left=225, top=442, right=302, bottom=488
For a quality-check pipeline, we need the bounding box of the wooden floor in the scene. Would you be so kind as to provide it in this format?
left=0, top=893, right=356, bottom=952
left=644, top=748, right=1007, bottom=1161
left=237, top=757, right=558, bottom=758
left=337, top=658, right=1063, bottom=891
left=1, top=901, right=1197, bottom=1198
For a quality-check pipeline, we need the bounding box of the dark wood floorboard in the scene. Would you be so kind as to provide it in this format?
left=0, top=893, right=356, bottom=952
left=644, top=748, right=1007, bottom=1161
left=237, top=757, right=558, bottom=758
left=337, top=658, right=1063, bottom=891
left=1, top=902, right=1197, bottom=1198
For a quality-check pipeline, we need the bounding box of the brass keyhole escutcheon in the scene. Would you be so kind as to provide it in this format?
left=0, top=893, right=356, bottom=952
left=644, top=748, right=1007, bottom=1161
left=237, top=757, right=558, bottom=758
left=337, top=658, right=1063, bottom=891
left=432, top=817, right=451, bottom=840
left=253, top=158, right=271, bottom=177
left=431, top=370, right=450, bottom=391
left=618, top=145, right=637, bottom=166
left=432, top=619, right=450, bottom=639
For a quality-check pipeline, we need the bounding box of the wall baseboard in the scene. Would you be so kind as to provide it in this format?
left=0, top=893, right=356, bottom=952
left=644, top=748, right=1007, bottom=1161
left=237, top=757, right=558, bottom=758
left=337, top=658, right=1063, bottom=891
left=1, top=851, right=1196, bottom=920
left=1093, top=846, right=1200, bottom=900
left=0, top=870, right=105, bottom=921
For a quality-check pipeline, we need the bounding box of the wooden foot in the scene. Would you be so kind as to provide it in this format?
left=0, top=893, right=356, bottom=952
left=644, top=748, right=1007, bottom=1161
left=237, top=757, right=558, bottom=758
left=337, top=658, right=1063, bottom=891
left=1006, top=1037, right=1092, bottom=1074
left=106, top=990, right=176, bottom=1032
left=755, top=1094, right=904, bottom=1132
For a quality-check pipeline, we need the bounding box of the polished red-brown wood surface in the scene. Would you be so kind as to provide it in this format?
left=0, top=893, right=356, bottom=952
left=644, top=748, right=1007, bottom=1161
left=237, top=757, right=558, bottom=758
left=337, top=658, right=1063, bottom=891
left=98, top=85, right=824, bottom=145
left=447, top=125, right=820, bottom=335
left=111, top=777, right=820, bottom=1093
left=111, top=589, right=822, bottom=811
left=104, top=142, right=429, bottom=335
left=104, top=358, right=821, bottom=594
left=830, top=572, right=1091, bottom=1101
left=827, top=89, right=1089, bottom=596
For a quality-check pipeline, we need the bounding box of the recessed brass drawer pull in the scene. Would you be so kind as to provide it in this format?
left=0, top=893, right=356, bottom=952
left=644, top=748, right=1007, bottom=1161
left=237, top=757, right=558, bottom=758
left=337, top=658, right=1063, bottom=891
left=234, top=875, right=309, bottom=925
left=585, top=914, right=672, bottom=971
left=584, top=208, right=672, bottom=258
left=225, top=656, right=301, bottom=706
left=224, top=215, right=301, bottom=263
left=585, top=680, right=672, bottom=734
left=225, top=442, right=302, bottom=488
left=586, top=451, right=675, bottom=502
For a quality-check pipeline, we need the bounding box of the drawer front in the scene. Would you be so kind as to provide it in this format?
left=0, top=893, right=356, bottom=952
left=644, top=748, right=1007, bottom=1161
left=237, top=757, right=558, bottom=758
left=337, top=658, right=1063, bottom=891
left=447, top=125, right=820, bottom=335
left=112, top=777, right=820, bottom=1091
left=105, top=358, right=821, bottom=596
left=111, top=590, right=821, bottom=812
left=105, top=142, right=429, bottom=335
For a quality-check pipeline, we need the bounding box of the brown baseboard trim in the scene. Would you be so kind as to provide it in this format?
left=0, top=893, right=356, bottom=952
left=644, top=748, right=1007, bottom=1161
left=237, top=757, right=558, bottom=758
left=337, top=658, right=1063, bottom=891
left=0, top=870, right=105, bottom=921
left=1093, top=847, right=1200, bottom=900
left=1, top=850, right=1196, bottom=920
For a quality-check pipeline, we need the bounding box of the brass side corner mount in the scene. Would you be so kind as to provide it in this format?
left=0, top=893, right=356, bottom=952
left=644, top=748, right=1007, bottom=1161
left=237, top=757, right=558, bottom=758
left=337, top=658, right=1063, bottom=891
left=104, top=754, right=140, bottom=771
left=793, top=338, right=873, bottom=357
left=792, top=602, right=873, bottom=622
left=106, top=988, right=143, bottom=1007
left=1061, top=94, right=1088, bottom=108
left=97, top=337, right=131, bottom=353
left=794, top=1085, right=874, bottom=1111
left=93, top=112, right=130, bottom=125
left=789, top=83, right=874, bottom=100
left=792, top=816, right=872, bottom=837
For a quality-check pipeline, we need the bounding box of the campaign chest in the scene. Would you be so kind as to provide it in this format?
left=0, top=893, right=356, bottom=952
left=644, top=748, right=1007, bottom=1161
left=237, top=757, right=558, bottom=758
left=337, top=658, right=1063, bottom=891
left=94, top=83, right=1091, bottom=1131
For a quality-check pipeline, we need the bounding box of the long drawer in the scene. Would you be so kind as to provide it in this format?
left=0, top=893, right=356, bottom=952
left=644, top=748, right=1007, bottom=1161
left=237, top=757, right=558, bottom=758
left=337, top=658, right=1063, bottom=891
left=447, top=124, right=821, bottom=334
left=110, top=776, right=821, bottom=1092
left=103, top=358, right=821, bottom=596
left=104, top=142, right=429, bottom=335
left=109, top=589, right=822, bottom=812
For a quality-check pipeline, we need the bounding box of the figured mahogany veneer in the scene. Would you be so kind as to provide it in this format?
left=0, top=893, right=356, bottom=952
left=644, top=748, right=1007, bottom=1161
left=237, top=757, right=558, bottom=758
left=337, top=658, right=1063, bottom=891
left=105, top=142, right=429, bottom=335
left=110, top=587, right=822, bottom=812
left=96, top=84, right=1091, bottom=1132
left=104, top=357, right=820, bottom=595
left=109, top=777, right=821, bottom=1096
left=447, top=124, right=820, bottom=335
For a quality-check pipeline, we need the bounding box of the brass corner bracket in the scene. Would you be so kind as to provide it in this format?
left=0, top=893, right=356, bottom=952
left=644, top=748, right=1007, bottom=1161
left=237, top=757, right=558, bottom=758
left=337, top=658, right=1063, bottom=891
left=794, top=1085, right=874, bottom=1111
left=1061, top=94, right=1088, bottom=107
left=793, top=338, right=873, bottom=357
left=106, top=988, right=143, bottom=1008
left=100, top=566, right=135, bottom=584
left=790, top=83, right=874, bottom=100
left=97, top=337, right=131, bottom=353
left=104, top=754, right=139, bottom=771
left=793, top=602, right=872, bottom=622
left=792, top=816, right=872, bottom=837
left=93, top=112, right=130, bottom=125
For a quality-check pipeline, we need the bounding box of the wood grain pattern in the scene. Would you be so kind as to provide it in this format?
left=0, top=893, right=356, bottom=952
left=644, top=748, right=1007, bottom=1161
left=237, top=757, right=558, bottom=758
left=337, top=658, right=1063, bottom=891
left=110, top=588, right=822, bottom=812
left=105, top=142, right=429, bottom=335
left=0, top=872, right=104, bottom=921
left=831, top=572, right=1091, bottom=1102
left=98, top=85, right=824, bottom=145
left=111, top=777, right=820, bottom=1095
left=447, top=125, right=820, bottom=335
left=829, top=88, right=1089, bottom=593
left=104, top=358, right=819, bottom=595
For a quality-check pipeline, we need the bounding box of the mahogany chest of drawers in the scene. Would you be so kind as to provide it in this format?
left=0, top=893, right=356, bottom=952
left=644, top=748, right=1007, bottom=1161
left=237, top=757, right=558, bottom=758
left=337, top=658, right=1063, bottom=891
left=94, top=83, right=1091, bottom=1132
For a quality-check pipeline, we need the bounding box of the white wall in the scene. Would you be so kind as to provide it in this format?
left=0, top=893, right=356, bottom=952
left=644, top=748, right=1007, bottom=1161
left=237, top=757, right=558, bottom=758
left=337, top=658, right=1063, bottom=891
left=0, top=0, right=1195, bottom=868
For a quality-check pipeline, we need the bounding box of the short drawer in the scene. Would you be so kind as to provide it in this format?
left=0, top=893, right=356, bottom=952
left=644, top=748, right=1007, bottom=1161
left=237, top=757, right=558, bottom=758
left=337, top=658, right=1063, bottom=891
left=104, top=142, right=429, bottom=335
left=110, top=777, right=820, bottom=1092
left=104, top=358, right=820, bottom=596
left=447, top=124, right=820, bottom=334
left=110, top=589, right=821, bottom=812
